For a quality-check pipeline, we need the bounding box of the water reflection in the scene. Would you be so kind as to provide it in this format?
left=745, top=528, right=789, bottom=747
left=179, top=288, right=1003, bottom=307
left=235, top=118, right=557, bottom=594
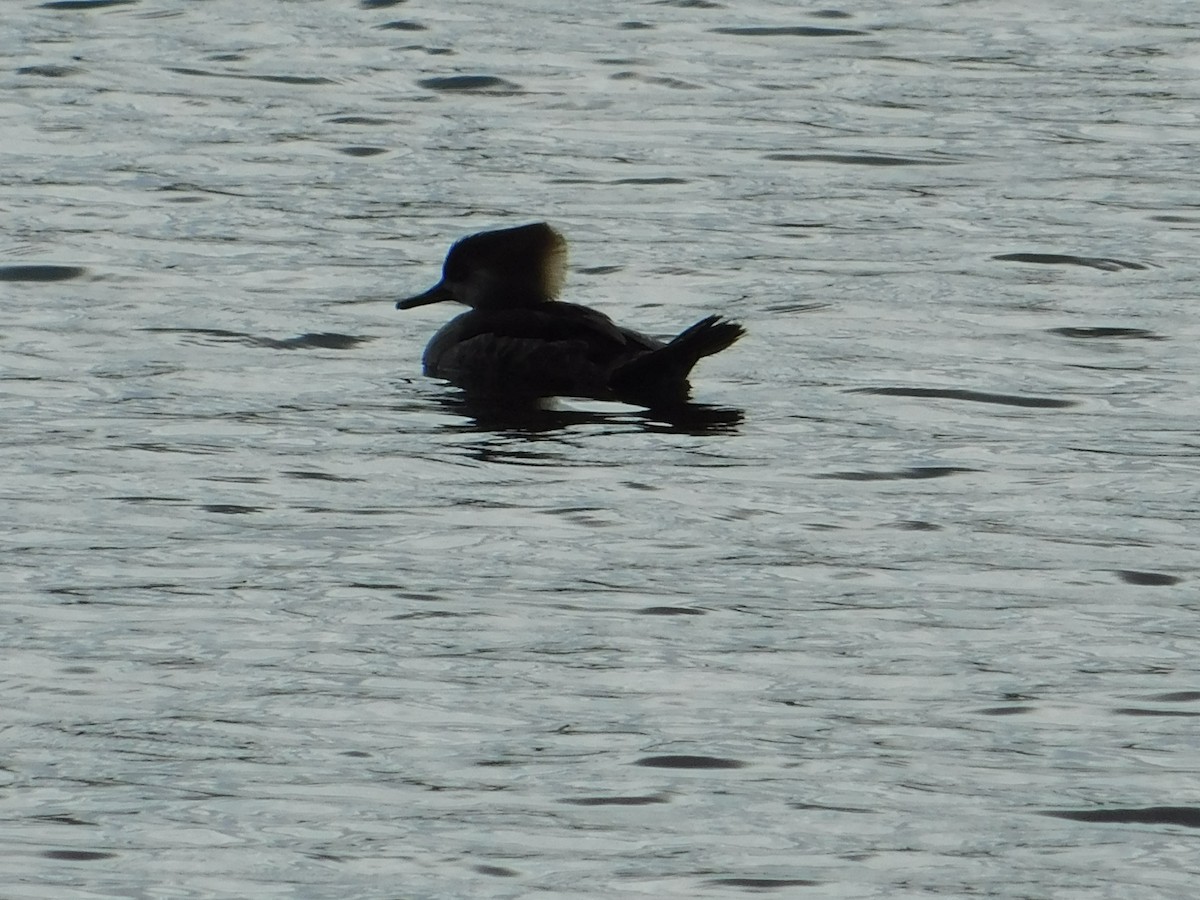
left=429, top=389, right=743, bottom=436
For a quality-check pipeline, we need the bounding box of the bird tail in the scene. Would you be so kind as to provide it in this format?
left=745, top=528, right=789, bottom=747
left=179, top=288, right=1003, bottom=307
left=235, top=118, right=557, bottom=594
left=610, top=315, right=745, bottom=404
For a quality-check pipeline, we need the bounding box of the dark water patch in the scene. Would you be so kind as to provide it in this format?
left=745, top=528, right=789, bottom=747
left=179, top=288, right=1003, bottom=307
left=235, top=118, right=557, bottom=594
left=851, top=387, right=1076, bottom=409
left=0, top=264, right=87, bottom=282
left=894, top=520, right=941, bottom=531
left=377, top=20, right=426, bottom=30
left=706, top=877, right=821, bottom=890
left=562, top=793, right=671, bottom=806
left=817, top=466, right=976, bottom=482
left=243, top=73, right=336, bottom=86
left=639, top=606, right=706, bottom=616
left=711, top=25, right=865, bottom=37
left=1144, top=691, right=1200, bottom=703
left=369, top=587, right=447, bottom=600
left=328, top=116, right=393, bottom=125
left=129, top=441, right=224, bottom=456
left=66, top=584, right=207, bottom=601
left=338, top=146, right=389, bottom=157
left=1068, top=364, right=1151, bottom=375
left=949, top=53, right=1041, bottom=69
left=1042, top=807, right=1200, bottom=829
left=158, top=193, right=207, bottom=204
left=156, top=182, right=245, bottom=198
left=789, top=801, right=873, bottom=813
left=361, top=0, right=406, bottom=7
left=1116, top=570, right=1181, bottom=586
left=142, top=327, right=370, bottom=351
left=165, top=67, right=335, bottom=86
left=387, top=609, right=465, bottom=620
left=41, top=0, right=134, bottom=8
left=47, top=586, right=91, bottom=599
left=34, top=815, right=95, bottom=826
left=1149, top=214, right=1200, bottom=225
left=609, top=177, right=690, bottom=185
left=40, top=849, right=117, bottom=861
left=608, top=73, right=702, bottom=89
left=17, top=64, right=84, bottom=77
left=418, top=75, right=521, bottom=93
left=468, top=864, right=519, bottom=880
left=636, top=755, right=746, bottom=769
left=577, top=265, right=624, bottom=275
left=812, top=9, right=854, bottom=17
left=201, top=504, right=264, bottom=515
left=109, top=495, right=189, bottom=503
left=1047, top=326, right=1164, bottom=340
left=766, top=152, right=950, bottom=166
left=993, top=253, right=1148, bottom=271
left=283, top=470, right=366, bottom=483
left=619, top=21, right=654, bottom=30
left=168, top=66, right=229, bottom=77
left=764, top=300, right=831, bottom=314
left=1113, top=707, right=1200, bottom=718
left=975, top=706, right=1034, bottom=716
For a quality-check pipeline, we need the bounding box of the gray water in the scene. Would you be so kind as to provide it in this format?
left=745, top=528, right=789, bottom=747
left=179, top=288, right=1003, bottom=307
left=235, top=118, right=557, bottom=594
left=4, top=0, right=1200, bottom=897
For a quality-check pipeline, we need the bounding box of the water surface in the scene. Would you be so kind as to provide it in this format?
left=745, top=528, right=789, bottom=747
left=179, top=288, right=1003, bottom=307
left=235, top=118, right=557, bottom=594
left=4, top=1, right=1200, bottom=897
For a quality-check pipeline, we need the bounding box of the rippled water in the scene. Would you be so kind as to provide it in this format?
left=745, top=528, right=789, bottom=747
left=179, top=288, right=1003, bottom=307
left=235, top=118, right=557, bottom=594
left=4, top=0, right=1200, bottom=897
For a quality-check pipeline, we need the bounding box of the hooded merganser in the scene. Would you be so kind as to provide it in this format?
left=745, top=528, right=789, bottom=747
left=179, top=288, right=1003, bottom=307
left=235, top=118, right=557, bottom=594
left=395, top=223, right=744, bottom=405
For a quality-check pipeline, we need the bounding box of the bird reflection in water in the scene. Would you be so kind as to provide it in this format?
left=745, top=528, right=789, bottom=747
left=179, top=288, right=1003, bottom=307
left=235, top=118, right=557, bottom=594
left=431, top=390, right=743, bottom=436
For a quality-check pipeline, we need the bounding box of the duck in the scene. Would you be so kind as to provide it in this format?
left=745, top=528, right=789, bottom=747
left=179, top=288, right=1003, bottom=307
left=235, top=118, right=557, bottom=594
left=395, top=223, right=744, bottom=406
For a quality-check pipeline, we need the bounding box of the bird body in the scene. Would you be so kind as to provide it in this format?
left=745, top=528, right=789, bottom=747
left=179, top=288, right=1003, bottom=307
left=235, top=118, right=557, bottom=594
left=396, top=223, right=743, bottom=405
